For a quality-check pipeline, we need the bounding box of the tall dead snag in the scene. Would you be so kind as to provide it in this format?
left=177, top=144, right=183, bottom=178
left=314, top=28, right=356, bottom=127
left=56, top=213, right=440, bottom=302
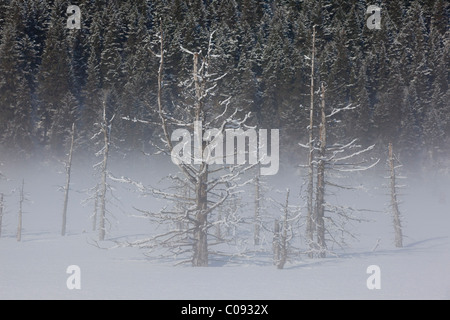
left=123, top=26, right=258, bottom=266
left=17, top=179, right=24, bottom=242
left=92, top=95, right=115, bottom=241
left=315, top=83, right=327, bottom=257
left=254, top=166, right=261, bottom=245
left=0, top=193, right=4, bottom=238
left=92, top=187, right=98, bottom=231
left=306, top=25, right=316, bottom=257
left=99, top=99, right=112, bottom=241
left=273, top=219, right=280, bottom=265
left=388, top=143, right=403, bottom=248
left=277, top=189, right=290, bottom=269
left=301, top=81, right=378, bottom=257
left=192, top=51, right=209, bottom=267
left=61, top=123, right=75, bottom=236
left=273, top=188, right=300, bottom=269
left=215, top=193, right=223, bottom=240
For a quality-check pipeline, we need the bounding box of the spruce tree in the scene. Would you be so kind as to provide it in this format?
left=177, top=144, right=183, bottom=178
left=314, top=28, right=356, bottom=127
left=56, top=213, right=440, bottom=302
left=36, top=0, right=72, bottom=150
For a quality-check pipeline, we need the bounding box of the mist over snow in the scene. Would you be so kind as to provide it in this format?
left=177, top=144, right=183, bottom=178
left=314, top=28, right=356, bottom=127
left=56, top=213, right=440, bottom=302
left=0, top=154, right=449, bottom=300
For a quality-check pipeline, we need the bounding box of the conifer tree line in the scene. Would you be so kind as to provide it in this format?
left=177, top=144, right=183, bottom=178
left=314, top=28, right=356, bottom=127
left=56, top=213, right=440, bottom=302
left=0, top=0, right=448, bottom=171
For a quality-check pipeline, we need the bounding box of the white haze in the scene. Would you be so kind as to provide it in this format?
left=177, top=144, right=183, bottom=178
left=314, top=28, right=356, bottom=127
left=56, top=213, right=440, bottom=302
left=0, top=153, right=449, bottom=299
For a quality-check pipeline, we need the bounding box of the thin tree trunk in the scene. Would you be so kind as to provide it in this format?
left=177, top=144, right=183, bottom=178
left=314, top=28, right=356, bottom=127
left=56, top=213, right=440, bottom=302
left=62, top=123, right=75, bottom=236
left=216, top=202, right=222, bottom=240
left=306, top=25, right=316, bottom=257
left=254, top=167, right=261, bottom=245
left=215, top=191, right=223, bottom=240
left=389, top=143, right=403, bottom=248
left=273, top=219, right=280, bottom=265
left=0, top=193, right=4, bottom=238
left=277, top=189, right=290, bottom=269
left=99, top=99, right=110, bottom=241
left=192, top=52, right=208, bottom=267
left=17, top=179, right=24, bottom=242
left=315, top=82, right=327, bottom=258
left=155, top=21, right=172, bottom=152
left=92, top=188, right=98, bottom=232
left=193, top=173, right=208, bottom=266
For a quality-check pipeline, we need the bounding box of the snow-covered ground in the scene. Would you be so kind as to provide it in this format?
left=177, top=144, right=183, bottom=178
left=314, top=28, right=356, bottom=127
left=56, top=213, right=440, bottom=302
left=0, top=157, right=449, bottom=300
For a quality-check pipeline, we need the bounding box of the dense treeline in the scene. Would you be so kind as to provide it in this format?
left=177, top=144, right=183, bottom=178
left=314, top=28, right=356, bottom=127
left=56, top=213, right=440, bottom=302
left=0, top=0, right=448, bottom=171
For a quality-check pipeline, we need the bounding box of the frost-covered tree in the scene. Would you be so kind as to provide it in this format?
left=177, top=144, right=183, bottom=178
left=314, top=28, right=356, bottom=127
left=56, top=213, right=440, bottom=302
left=125, top=26, right=259, bottom=267
left=50, top=92, right=78, bottom=154
left=273, top=188, right=298, bottom=269
left=92, top=93, right=115, bottom=241
left=301, top=80, right=379, bottom=258
left=36, top=0, right=72, bottom=149
left=81, top=20, right=102, bottom=151
left=0, top=20, right=21, bottom=143
left=388, top=143, right=404, bottom=248
left=0, top=0, right=447, bottom=182
left=61, top=123, right=75, bottom=236
left=16, top=179, right=25, bottom=242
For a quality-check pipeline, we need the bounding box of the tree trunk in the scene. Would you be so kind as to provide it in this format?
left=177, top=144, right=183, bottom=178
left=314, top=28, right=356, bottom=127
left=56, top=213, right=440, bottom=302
left=306, top=25, right=316, bottom=257
left=0, top=193, right=4, bottom=238
left=389, top=143, right=403, bottom=248
left=277, top=189, right=290, bottom=269
left=99, top=99, right=110, bottom=241
left=315, top=82, right=327, bottom=258
left=61, top=123, right=75, bottom=236
left=273, top=219, right=280, bottom=265
left=193, top=168, right=208, bottom=266
left=17, top=179, right=24, bottom=242
left=192, top=52, right=208, bottom=267
left=93, top=188, right=98, bottom=232
left=215, top=192, right=223, bottom=240
left=254, top=167, right=261, bottom=245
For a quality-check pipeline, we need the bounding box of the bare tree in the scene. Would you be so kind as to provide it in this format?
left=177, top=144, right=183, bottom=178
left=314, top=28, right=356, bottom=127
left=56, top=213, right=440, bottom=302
left=17, top=179, right=24, bottom=242
left=306, top=25, right=317, bottom=257
left=300, top=82, right=379, bottom=257
left=277, top=189, right=290, bottom=269
left=92, top=187, right=98, bottom=232
left=61, top=123, right=75, bottom=236
left=388, top=142, right=404, bottom=248
left=254, top=165, right=264, bottom=245
left=123, top=25, right=258, bottom=266
left=273, top=219, right=280, bottom=265
left=272, top=189, right=301, bottom=269
left=315, top=83, right=327, bottom=257
left=92, top=94, right=115, bottom=241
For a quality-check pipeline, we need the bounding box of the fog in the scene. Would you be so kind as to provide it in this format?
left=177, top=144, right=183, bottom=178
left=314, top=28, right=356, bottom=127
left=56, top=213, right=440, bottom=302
left=0, top=151, right=449, bottom=299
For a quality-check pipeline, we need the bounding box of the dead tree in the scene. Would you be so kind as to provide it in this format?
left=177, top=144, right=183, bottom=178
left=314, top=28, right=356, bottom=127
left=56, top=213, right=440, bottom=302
left=388, top=143, right=403, bottom=248
left=317, top=88, right=378, bottom=257
left=300, top=82, right=378, bottom=257
left=92, top=94, right=115, bottom=241
left=17, top=179, right=24, bottom=242
left=123, top=26, right=257, bottom=266
left=92, top=187, right=98, bottom=232
left=306, top=25, right=317, bottom=257
left=215, top=195, right=223, bottom=241
left=300, top=25, right=380, bottom=258
left=277, top=189, right=290, bottom=269
left=99, top=99, right=112, bottom=241
left=315, top=83, right=327, bottom=257
left=273, top=219, right=280, bottom=265
left=0, top=193, right=4, bottom=238
left=272, top=189, right=300, bottom=269
left=254, top=165, right=262, bottom=245
left=61, top=123, right=75, bottom=236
